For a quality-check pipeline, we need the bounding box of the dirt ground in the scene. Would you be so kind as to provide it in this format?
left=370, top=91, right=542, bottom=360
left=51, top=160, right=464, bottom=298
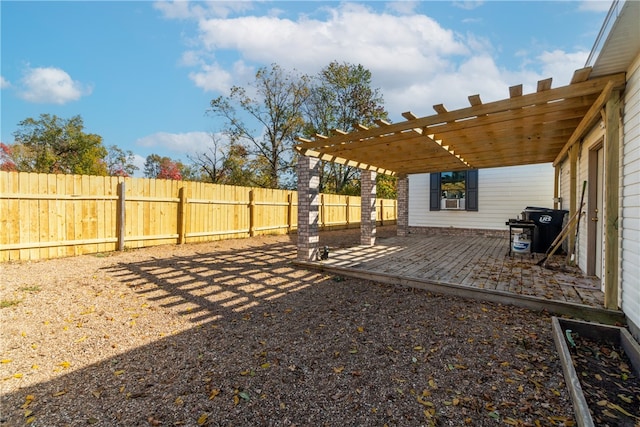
left=0, top=227, right=575, bottom=426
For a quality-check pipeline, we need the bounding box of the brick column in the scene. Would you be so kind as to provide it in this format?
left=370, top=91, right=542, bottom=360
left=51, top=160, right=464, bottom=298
left=297, top=156, right=320, bottom=261
left=397, top=174, right=409, bottom=237
left=360, top=170, right=377, bottom=246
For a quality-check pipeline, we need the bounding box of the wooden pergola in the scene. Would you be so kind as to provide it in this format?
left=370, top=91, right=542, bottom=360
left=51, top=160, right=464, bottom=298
left=295, top=68, right=625, bottom=175
left=294, top=67, right=626, bottom=310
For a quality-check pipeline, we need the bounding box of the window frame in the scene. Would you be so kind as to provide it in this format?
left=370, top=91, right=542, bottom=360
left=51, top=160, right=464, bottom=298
left=429, top=169, right=478, bottom=211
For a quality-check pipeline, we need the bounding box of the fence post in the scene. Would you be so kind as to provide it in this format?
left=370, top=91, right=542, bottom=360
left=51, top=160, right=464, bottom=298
left=117, top=181, right=125, bottom=251
left=320, top=194, right=325, bottom=230
left=380, top=199, right=384, bottom=226
left=346, top=196, right=350, bottom=227
left=178, top=186, right=187, bottom=244
left=249, top=190, right=255, bottom=237
left=287, top=192, right=293, bottom=234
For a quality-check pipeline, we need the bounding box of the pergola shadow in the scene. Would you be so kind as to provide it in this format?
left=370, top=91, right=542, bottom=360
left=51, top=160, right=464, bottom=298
left=296, top=233, right=624, bottom=325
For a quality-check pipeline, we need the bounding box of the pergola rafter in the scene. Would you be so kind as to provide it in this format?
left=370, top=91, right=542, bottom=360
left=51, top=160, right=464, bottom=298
left=294, top=69, right=626, bottom=175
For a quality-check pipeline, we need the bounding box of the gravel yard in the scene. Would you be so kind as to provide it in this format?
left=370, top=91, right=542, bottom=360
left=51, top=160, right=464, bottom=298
left=0, top=227, right=574, bottom=426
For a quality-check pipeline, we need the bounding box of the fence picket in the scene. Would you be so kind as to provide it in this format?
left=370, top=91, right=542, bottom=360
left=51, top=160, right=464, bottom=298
left=0, top=171, right=397, bottom=261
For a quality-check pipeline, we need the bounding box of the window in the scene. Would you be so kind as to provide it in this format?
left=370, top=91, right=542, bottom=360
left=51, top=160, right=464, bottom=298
left=430, top=170, right=478, bottom=211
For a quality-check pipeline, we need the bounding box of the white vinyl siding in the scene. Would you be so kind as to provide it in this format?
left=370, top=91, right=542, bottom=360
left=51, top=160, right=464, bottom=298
left=409, top=164, right=554, bottom=230
left=621, top=54, right=640, bottom=334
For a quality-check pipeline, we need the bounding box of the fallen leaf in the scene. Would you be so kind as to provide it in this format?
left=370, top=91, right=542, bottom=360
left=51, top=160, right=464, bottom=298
left=197, top=413, right=208, bottom=425
left=113, top=370, right=125, bottom=376
left=1, top=359, right=11, bottom=364
left=209, top=389, right=220, bottom=400
left=58, top=361, right=71, bottom=369
left=52, top=390, right=66, bottom=397
left=333, top=366, right=345, bottom=373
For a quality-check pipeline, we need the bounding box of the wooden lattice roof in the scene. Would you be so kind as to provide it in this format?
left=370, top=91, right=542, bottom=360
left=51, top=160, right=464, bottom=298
left=295, top=68, right=626, bottom=175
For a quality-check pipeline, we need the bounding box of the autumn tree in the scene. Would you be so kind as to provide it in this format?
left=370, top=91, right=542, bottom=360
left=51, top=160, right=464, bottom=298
left=104, top=145, right=138, bottom=177
left=11, top=114, right=108, bottom=175
left=208, top=64, right=310, bottom=189
left=302, top=61, right=393, bottom=196
left=143, top=154, right=185, bottom=180
left=0, top=143, right=17, bottom=171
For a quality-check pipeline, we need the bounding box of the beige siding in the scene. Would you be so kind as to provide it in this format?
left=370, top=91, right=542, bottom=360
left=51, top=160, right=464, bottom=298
left=409, top=164, right=554, bottom=231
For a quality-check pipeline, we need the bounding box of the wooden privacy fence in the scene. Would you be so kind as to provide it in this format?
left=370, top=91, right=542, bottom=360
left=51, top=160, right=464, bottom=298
left=0, top=171, right=397, bottom=261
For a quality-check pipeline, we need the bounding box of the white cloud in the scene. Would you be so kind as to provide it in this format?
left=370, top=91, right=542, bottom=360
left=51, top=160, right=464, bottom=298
left=163, top=2, right=593, bottom=121
left=538, top=49, right=590, bottom=86
left=578, top=1, right=612, bottom=13
left=385, top=1, right=419, bottom=15
left=132, top=154, right=147, bottom=177
left=135, top=131, right=213, bottom=155
left=18, top=66, right=91, bottom=104
left=452, top=1, right=484, bottom=11
left=154, top=1, right=254, bottom=20
left=0, top=76, right=10, bottom=89
left=188, top=2, right=470, bottom=107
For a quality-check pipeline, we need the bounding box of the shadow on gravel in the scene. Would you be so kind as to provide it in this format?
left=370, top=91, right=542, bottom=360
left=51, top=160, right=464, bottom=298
left=0, top=226, right=574, bottom=426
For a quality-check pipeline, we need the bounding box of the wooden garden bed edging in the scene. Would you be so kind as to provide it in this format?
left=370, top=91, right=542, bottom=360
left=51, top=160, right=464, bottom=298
left=551, top=316, right=640, bottom=427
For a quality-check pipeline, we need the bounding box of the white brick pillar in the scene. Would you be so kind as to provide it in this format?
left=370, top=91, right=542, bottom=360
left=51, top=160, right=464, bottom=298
left=397, top=174, right=409, bottom=237
left=360, top=170, right=377, bottom=246
left=297, top=156, right=320, bottom=261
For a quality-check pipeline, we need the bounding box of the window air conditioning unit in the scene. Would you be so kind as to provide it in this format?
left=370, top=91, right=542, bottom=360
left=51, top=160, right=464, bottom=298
left=444, top=198, right=460, bottom=209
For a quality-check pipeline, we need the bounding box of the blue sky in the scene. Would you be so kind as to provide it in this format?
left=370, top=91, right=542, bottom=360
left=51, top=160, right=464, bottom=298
left=1, top=1, right=611, bottom=174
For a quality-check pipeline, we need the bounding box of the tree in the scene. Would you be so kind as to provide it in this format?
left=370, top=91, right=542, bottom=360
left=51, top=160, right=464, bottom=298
left=143, top=154, right=186, bottom=180
left=208, top=64, right=310, bottom=189
left=0, top=143, right=17, bottom=171
left=11, top=114, right=107, bottom=175
left=104, top=145, right=138, bottom=177
left=302, top=61, right=392, bottom=196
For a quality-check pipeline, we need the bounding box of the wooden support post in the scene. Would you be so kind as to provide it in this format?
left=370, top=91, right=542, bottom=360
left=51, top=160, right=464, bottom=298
left=553, top=166, right=560, bottom=210
left=178, top=186, right=187, bottom=244
left=320, top=194, right=325, bottom=230
left=117, top=180, right=125, bottom=251
left=379, top=199, right=384, bottom=226
left=249, top=190, right=255, bottom=237
left=568, top=144, right=579, bottom=257
left=287, top=192, right=293, bottom=234
left=604, top=91, right=621, bottom=310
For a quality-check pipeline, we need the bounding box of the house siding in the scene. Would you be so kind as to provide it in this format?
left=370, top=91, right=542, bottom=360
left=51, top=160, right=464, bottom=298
left=621, top=54, right=640, bottom=338
left=408, top=164, right=554, bottom=231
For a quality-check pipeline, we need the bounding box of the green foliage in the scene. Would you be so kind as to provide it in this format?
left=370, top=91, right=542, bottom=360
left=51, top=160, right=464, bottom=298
left=377, top=174, right=397, bottom=199
left=143, top=154, right=186, bottom=180
left=302, top=61, right=388, bottom=195
left=105, top=145, right=138, bottom=177
left=208, top=64, right=310, bottom=189
left=11, top=114, right=108, bottom=175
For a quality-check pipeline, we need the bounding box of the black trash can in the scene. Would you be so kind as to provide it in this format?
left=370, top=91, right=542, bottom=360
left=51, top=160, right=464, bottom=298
left=524, top=207, right=568, bottom=253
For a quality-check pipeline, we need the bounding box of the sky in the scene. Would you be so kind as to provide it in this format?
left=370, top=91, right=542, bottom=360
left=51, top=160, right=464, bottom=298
left=1, top=0, right=612, bottom=175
